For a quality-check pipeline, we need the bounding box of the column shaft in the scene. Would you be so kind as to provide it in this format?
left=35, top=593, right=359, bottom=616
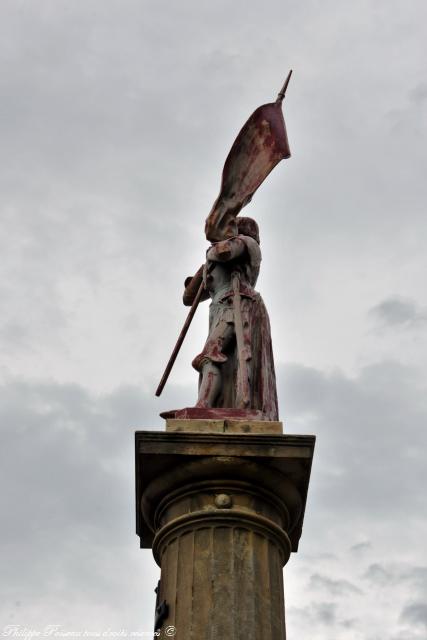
left=158, top=526, right=286, bottom=639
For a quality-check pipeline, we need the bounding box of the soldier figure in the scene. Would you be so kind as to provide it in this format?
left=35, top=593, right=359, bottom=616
left=183, top=217, right=279, bottom=421
left=156, top=73, right=292, bottom=422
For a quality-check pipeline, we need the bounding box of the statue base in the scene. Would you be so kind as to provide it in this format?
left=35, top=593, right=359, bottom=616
left=165, top=417, right=283, bottom=434
left=135, top=420, right=315, bottom=639
left=160, top=407, right=266, bottom=420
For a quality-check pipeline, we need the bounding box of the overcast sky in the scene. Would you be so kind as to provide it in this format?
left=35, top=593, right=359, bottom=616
left=1, top=1, right=426, bottom=638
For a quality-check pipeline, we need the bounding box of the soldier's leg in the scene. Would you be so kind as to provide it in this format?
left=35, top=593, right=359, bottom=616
left=194, top=320, right=234, bottom=408
left=196, top=361, right=222, bottom=408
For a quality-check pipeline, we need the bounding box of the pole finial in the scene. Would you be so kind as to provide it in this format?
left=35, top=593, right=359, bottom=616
left=276, top=70, right=293, bottom=104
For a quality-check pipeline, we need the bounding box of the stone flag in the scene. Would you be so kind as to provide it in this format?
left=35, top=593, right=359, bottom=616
left=205, top=100, right=291, bottom=242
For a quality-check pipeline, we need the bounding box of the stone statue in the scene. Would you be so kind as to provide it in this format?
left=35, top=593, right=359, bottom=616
left=156, top=73, right=293, bottom=421
left=183, top=217, right=278, bottom=420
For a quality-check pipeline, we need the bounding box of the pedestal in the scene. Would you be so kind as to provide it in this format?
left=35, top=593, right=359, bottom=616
left=135, top=420, right=315, bottom=639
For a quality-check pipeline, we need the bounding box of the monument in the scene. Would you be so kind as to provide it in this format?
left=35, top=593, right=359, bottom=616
left=135, top=71, right=315, bottom=639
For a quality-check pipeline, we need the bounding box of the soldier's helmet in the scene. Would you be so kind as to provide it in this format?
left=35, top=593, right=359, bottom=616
left=237, top=217, right=260, bottom=244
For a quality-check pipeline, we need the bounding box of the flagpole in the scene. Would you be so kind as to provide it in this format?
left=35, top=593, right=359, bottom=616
left=276, top=70, right=293, bottom=104
left=155, top=280, right=205, bottom=397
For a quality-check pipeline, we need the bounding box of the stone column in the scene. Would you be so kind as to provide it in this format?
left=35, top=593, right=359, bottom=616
left=135, top=421, right=315, bottom=640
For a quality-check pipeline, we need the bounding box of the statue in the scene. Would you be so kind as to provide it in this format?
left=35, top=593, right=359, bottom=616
left=156, top=72, right=293, bottom=421
left=183, top=217, right=278, bottom=420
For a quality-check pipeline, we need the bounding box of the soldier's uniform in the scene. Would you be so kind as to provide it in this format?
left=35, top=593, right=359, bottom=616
left=191, top=233, right=278, bottom=421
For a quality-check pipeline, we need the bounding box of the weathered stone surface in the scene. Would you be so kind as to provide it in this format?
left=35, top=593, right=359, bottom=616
left=225, top=419, right=283, bottom=434
left=160, top=407, right=265, bottom=421
left=165, top=418, right=283, bottom=434
left=166, top=418, right=224, bottom=433
left=135, top=428, right=315, bottom=639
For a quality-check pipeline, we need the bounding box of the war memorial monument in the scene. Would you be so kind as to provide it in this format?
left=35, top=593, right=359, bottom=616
left=134, top=71, right=316, bottom=639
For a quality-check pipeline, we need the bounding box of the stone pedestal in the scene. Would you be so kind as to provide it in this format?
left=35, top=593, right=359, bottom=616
left=135, top=421, right=315, bottom=639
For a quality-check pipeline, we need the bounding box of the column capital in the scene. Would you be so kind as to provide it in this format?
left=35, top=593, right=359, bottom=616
left=135, top=430, right=315, bottom=555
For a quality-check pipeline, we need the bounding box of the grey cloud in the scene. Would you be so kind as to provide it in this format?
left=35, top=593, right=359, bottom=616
left=402, top=567, right=427, bottom=593
left=350, top=541, right=371, bottom=553
left=390, top=636, right=425, bottom=640
left=309, top=573, right=363, bottom=596
left=278, top=360, right=427, bottom=519
left=0, top=322, right=29, bottom=353
left=363, top=563, right=427, bottom=600
left=277, top=359, right=427, bottom=638
left=313, top=602, right=336, bottom=626
left=340, top=618, right=356, bottom=629
left=363, top=563, right=394, bottom=585
left=401, top=603, right=427, bottom=628
left=410, top=83, right=427, bottom=104
left=368, top=297, right=427, bottom=329
left=289, top=601, right=363, bottom=634
left=0, top=379, right=164, bottom=627
left=288, top=601, right=337, bottom=628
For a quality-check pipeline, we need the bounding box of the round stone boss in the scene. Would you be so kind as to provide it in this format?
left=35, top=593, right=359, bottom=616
left=214, top=493, right=233, bottom=508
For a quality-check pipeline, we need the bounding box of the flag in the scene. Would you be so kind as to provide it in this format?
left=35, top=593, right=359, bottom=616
left=205, top=100, right=291, bottom=242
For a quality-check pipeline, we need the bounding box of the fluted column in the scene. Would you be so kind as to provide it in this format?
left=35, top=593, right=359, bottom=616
left=135, top=426, right=315, bottom=640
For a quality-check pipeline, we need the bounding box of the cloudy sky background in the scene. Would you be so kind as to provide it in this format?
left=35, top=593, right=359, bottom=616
left=1, top=1, right=426, bottom=638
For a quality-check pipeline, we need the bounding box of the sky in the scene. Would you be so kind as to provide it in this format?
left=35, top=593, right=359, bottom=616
left=0, top=0, right=426, bottom=638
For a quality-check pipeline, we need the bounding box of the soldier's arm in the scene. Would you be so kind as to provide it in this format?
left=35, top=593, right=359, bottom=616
left=206, top=237, right=246, bottom=262
left=183, top=264, right=210, bottom=306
